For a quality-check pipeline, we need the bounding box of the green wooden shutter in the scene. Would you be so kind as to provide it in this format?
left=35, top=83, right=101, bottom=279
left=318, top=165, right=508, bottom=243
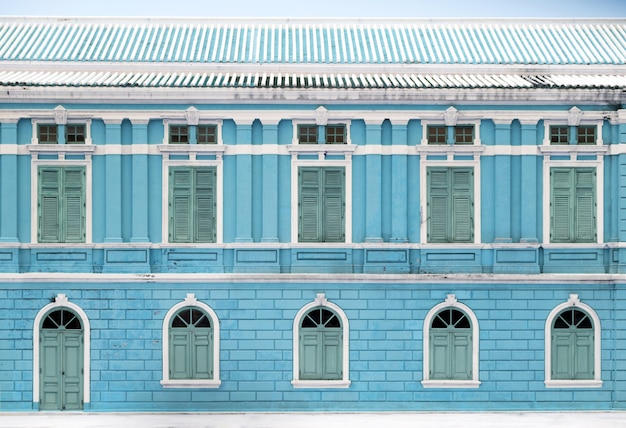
left=192, top=330, right=213, bottom=379
left=427, top=169, right=449, bottom=243
left=322, top=168, right=345, bottom=242
left=40, top=330, right=62, bottom=410
left=62, top=331, right=83, bottom=410
left=321, top=330, right=342, bottom=380
left=299, top=331, right=322, bottom=379
left=193, top=168, right=216, bottom=243
left=552, top=331, right=573, bottom=379
left=574, top=169, right=596, bottom=242
left=430, top=331, right=450, bottom=379
left=39, top=168, right=62, bottom=243
left=451, top=169, right=473, bottom=242
left=169, top=331, right=191, bottom=379
left=62, top=168, right=86, bottom=243
left=573, top=332, right=594, bottom=379
left=551, top=168, right=573, bottom=242
left=169, top=168, right=193, bottom=243
left=299, top=168, right=322, bottom=242
left=451, top=332, right=472, bottom=380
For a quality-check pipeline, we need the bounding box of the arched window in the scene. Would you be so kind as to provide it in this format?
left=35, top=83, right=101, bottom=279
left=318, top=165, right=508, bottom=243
left=292, top=294, right=350, bottom=388
left=545, top=294, right=602, bottom=388
left=161, top=294, right=220, bottom=388
left=423, top=295, right=480, bottom=388
left=33, top=294, right=91, bottom=411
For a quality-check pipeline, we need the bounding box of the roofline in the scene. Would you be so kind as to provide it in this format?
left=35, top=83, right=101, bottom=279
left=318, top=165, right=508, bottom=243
left=1, top=16, right=625, bottom=25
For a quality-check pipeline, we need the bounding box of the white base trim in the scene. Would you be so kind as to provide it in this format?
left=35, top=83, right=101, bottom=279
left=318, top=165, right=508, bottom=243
left=291, top=380, right=351, bottom=389
left=421, top=380, right=481, bottom=389
left=160, top=379, right=222, bottom=389
left=545, top=380, right=603, bottom=389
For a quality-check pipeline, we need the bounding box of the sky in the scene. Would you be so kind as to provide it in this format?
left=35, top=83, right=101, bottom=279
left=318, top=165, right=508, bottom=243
left=1, top=0, right=625, bottom=18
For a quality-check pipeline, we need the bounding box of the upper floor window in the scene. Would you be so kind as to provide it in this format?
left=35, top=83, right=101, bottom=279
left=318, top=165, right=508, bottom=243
left=38, top=125, right=58, bottom=144
left=545, top=294, right=601, bottom=388
left=161, top=294, right=221, bottom=389
left=423, top=294, right=480, bottom=388
left=427, top=167, right=474, bottom=243
left=298, top=167, right=345, bottom=243
left=550, top=167, right=596, bottom=243
left=38, top=166, right=86, bottom=243
left=168, top=166, right=216, bottom=243
left=292, top=294, right=350, bottom=388
left=32, top=121, right=91, bottom=145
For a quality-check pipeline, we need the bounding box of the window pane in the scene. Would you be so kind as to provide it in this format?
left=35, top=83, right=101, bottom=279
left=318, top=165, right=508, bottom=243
left=197, top=125, right=217, bottom=144
left=325, top=125, right=346, bottom=144
left=66, top=124, right=86, bottom=144
left=170, top=125, right=189, bottom=144
left=427, top=125, right=446, bottom=144
left=298, top=125, right=318, bottom=144
left=550, top=126, right=569, bottom=145
left=577, top=126, right=596, bottom=145
left=454, top=126, right=474, bottom=144
left=38, top=124, right=58, bottom=144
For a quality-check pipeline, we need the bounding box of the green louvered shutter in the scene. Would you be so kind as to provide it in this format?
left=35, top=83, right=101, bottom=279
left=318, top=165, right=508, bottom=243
left=451, top=332, right=472, bottom=380
left=451, top=168, right=473, bottom=242
left=39, top=168, right=62, bottom=243
left=63, top=168, right=86, bottom=243
left=427, top=169, right=449, bottom=243
left=299, top=168, right=322, bottom=242
left=322, top=168, right=345, bottom=242
left=170, top=167, right=193, bottom=243
left=551, top=168, right=596, bottom=243
left=574, top=332, right=594, bottom=379
left=575, top=169, right=596, bottom=242
left=551, top=309, right=594, bottom=380
left=194, top=168, right=216, bottom=243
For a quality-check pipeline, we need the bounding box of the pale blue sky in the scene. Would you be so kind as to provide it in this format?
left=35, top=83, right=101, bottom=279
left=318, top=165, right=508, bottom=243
left=1, top=0, right=625, bottom=18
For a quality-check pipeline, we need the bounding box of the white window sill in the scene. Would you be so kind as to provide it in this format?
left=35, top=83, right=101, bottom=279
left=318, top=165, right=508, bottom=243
left=421, top=380, right=481, bottom=389
left=291, top=380, right=351, bottom=389
left=545, top=380, right=602, bottom=389
left=160, top=379, right=221, bottom=389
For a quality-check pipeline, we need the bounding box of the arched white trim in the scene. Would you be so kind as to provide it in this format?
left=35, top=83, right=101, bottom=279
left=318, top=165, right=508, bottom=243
left=544, top=294, right=602, bottom=388
left=33, top=294, right=91, bottom=406
left=292, top=293, right=350, bottom=388
left=422, top=294, right=480, bottom=388
left=160, top=294, right=221, bottom=388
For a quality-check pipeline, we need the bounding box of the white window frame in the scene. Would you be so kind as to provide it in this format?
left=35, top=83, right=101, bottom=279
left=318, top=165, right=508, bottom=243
left=32, top=294, right=91, bottom=407
left=291, top=120, right=352, bottom=145
left=540, top=155, right=604, bottom=246
left=162, top=119, right=223, bottom=145
left=422, top=294, right=481, bottom=388
left=544, top=294, right=602, bottom=388
left=30, top=157, right=93, bottom=244
left=31, top=119, right=93, bottom=145
left=292, top=293, right=350, bottom=388
left=420, top=120, right=482, bottom=146
left=161, top=294, right=221, bottom=389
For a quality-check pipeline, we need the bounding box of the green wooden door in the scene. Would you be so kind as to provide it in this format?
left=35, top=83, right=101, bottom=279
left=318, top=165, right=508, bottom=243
left=40, top=309, right=83, bottom=411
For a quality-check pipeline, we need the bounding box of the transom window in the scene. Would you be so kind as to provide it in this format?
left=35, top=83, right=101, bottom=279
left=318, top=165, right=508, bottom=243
left=549, top=125, right=597, bottom=145
left=42, top=309, right=82, bottom=330
left=427, top=125, right=474, bottom=145
left=297, top=124, right=347, bottom=144
left=37, top=124, right=86, bottom=144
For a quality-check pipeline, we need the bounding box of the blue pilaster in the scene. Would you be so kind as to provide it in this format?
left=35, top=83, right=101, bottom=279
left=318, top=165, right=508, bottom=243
left=104, top=120, right=122, bottom=243
left=494, top=121, right=512, bottom=243
left=390, top=120, right=408, bottom=243
left=235, top=121, right=253, bottom=243
left=131, top=120, right=149, bottom=242
left=0, top=121, right=18, bottom=243
left=261, top=121, right=279, bottom=243
left=365, top=120, right=382, bottom=243
left=520, top=121, right=539, bottom=243
left=58, top=124, right=66, bottom=144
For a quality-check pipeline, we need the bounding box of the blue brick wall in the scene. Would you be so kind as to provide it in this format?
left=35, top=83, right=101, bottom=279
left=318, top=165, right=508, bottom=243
left=0, top=279, right=623, bottom=412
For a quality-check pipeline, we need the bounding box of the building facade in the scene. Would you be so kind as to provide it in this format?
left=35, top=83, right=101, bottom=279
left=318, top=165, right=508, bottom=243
left=0, top=16, right=625, bottom=411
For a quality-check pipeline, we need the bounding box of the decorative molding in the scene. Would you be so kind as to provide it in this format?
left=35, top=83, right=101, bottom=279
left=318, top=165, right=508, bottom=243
left=444, top=106, right=459, bottom=126
left=53, top=105, right=67, bottom=125
left=568, top=106, right=583, bottom=126
left=314, top=106, right=329, bottom=126
left=186, top=107, right=199, bottom=126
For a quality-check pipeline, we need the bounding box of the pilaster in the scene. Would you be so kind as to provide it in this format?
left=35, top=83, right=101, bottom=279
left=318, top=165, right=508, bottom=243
left=131, top=119, right=150, bottom=242
left=104, top=119, right=123, bottom=243
left=364, top=120, right=383, bottom=243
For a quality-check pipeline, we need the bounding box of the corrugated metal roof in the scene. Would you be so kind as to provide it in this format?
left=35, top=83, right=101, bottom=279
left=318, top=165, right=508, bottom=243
left=0, top=18, right=625, bottom=65
left=0, top=70, right=623, bottom=89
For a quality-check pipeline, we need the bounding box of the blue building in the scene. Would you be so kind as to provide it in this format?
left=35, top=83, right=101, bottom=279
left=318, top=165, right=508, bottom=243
left=0, top=16, right=625, bottom=412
